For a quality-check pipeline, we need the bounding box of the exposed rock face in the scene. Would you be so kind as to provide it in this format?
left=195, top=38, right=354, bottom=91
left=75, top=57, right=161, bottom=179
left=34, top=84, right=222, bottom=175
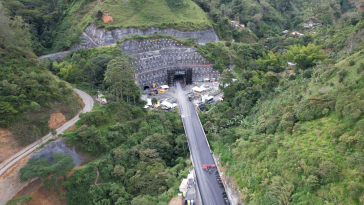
left=120, top=38, right=220, bottom=88
left=38, top=25, right=219, bottom=60
left=31, top=139, right=81, bottom=167
left=70, top=23, right=219, bottom=50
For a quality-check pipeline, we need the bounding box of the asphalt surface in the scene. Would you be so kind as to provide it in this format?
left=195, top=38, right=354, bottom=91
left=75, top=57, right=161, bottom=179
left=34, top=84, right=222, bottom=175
left=0, top=88, right=94, bottom=176
left=175, top=82, right=226, bottom=205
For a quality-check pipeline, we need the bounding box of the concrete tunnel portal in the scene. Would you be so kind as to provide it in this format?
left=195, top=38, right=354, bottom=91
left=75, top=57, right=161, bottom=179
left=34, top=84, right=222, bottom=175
left=119, top=37, right=220, bottom=89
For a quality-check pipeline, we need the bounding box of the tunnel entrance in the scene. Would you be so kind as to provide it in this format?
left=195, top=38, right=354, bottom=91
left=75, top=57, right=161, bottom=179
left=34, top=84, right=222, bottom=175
left=174, top=75, right=184, bottom=83
left=167, top=68, right=192, bottom=87
left=143, top=86, right=150, bottom=90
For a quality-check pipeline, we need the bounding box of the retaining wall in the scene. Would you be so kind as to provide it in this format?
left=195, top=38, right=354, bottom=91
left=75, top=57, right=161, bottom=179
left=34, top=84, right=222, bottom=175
left=122, top=42, right=220, bottom=88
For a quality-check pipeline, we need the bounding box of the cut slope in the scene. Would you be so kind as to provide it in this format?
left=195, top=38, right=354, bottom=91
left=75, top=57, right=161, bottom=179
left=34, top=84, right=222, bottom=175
left=52, top=0, right=213, bottom=52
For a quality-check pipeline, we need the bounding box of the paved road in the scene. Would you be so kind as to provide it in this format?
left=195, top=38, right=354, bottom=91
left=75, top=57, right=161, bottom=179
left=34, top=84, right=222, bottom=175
left=0, top=88, right=94, bottom=176
left=175, top=83, right=226, bottom=205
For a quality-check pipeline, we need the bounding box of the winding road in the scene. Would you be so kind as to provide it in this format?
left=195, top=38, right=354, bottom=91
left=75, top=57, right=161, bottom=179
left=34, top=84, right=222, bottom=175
left=0, top=88, right=94, bottom=177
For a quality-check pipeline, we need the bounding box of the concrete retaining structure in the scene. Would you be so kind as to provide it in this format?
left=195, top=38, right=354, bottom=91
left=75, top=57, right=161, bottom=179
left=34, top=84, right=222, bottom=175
left=70, top=23, right=219, bottom=50
left=120, top=39, right=220, bottom=88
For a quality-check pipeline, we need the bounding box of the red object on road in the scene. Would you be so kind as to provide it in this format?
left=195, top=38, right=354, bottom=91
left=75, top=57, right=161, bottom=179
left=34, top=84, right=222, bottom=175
left=202, top=165, right=207, bottom=169
left=207, top=165, right=216, bottom=168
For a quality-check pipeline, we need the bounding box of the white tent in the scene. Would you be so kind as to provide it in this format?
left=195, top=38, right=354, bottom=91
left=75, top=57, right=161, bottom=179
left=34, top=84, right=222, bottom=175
left=147, top=99, right=152, bottom=106
left=161, top=101, right=177, bottom=109
left=160, top=85, right=169, bottom=89
left=192, top=86, right=206, bottom=93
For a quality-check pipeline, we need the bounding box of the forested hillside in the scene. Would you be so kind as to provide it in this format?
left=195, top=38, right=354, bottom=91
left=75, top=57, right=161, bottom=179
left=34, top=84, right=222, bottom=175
left=200, top=48, right=364, bottom=204
left=62, top=106, right=189, bottom=205
left=196, top=15, right=364, bottom=205
left=0, top=3, right=81, bottom=145
left=1, top=0, right=212, bottom=55
left=3, top=0, right=364, bottom=204
left=193, top=0, right=361, bottom=44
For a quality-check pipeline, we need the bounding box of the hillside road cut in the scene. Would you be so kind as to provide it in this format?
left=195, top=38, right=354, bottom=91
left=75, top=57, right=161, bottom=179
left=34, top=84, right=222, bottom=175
left=175, top=82, right=226, bottom=205
left=0, top=88, right=94, bottom=177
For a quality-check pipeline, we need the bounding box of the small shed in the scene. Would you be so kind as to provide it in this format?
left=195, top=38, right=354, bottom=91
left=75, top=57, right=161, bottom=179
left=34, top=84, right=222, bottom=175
left=179, top=179, right=188, bottom=192
left=97, top=94, right=107, bottom=104
left=230, top=21, right=239, bottom=27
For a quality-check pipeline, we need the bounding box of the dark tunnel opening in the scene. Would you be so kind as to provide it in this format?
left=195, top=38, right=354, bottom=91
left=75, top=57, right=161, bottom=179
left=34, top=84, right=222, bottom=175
left=173, top=74, right=185, bottom=83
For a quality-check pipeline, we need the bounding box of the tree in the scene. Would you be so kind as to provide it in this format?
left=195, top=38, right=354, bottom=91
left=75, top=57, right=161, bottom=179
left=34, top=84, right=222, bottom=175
left=151, top=97, right=158, bottom=106
left=51, top=128, right=57, bottom=137
left=255, top=51, right=285, bottom=72
left=261, top=72, right=279, bottom=92
left=83, top=62, right=96, bottom=91
left=91, top=54, right=114, bottom=85
left=0, top=101, right=18, bottom=127
left=20, top=154, right=74, bottom=188
left=104, top=57, right=135, bottom=104
left=20, top=157, right=50, bottom=183
left=219, top=70, right=235, bottom=89
left=267, top=176, right=294, bottom=204
left=6, top=196, right=34, bottom=205
left=175, top=134, right=188, bottom=154
left=284, top=44, right=326, bottom=70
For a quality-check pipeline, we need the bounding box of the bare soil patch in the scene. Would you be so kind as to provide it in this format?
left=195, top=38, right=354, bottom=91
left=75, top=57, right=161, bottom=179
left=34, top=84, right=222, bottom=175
left=168, top=196, right=183, bottom=205
left=12, top=180, right=67, bottom=205
left=0, top=128, right=23, bottom=164
left=67, top=125, right=77, bottom=131
left=67, top=165, right=85, bottom=178
left=102, top=15, right=113, bottom=24
left=48, top=112, right=67, bottom=130
left=0, top=154, right=30, bottom=180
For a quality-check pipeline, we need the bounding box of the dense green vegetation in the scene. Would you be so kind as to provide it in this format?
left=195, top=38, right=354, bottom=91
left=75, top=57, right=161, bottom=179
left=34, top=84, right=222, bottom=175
left=0, top=2, right=81, bottom=144
left=20, top=154, right=74, bottom=189
left=1, top=0, right=82, bottom=55
left=193, top=0, right=360, bottom=44
left=199, top=40, right=364, bottom=204
left=41, top=46, right=142, bottom=103
left=62, top=104, right=189, bottom=204
left=4, top=0, right=364, bottom=204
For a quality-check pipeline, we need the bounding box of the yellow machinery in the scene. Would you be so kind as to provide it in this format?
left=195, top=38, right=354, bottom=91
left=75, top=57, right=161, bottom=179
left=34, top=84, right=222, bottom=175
left=152, top=83, right=156, bottom=88
left=157, top=89, right=165, bottom=94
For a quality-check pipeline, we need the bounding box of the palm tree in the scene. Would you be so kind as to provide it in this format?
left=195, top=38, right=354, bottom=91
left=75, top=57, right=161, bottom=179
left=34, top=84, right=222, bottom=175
left=239, top=117, right=250, bottom=129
